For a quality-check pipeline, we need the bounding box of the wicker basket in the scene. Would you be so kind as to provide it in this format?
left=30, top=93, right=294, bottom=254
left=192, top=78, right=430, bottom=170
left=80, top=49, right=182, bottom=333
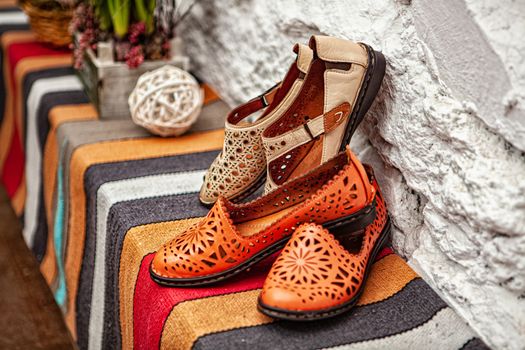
left=21, top=1, right=73, bottom=47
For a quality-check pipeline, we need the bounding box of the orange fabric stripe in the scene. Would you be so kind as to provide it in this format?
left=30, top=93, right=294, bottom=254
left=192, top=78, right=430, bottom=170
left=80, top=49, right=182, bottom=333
left=202, top=84, right=220, bottom=105
left=40, top=104, right=98, bottom=286
left=0, top=31, right=33, bottom=48
left=63, top=131, right=224, bottom=337
left=120, top=218, right=202, bottom=350
left=10, top=175, right=24, bottom=215
left=0, top=0, right=18, bottom=7
left=160, top=254, right=418, bottom=350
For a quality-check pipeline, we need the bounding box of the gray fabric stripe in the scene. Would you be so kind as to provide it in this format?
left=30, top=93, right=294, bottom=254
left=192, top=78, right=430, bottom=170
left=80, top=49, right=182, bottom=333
left=55, top=120, right=150, bottom=254
left=324, top=307, right=476, bottom=350
left=192, top=279, right=448, bottom=350
left=76, top=151, right=218, bottom=349
left=190, top=99, right=230, bottom=132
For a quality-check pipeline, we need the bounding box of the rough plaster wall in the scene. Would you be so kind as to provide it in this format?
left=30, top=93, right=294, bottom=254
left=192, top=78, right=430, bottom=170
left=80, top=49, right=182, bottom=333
left=179, top=1, right=525, bottom=348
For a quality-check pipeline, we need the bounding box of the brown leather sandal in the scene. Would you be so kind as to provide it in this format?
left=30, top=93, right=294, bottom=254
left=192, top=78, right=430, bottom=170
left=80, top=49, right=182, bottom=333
left=262, top=35, right=386, bottom=193
left=199, top=43, right=314, bottom=206
left=150, top=147, right=376, bottom=287
left=258, top=170, right=390, bottom=321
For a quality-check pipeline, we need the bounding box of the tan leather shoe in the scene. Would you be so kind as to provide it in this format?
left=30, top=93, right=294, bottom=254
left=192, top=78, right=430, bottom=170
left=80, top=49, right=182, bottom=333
left=199, top=44, right=314, bottom=205
left=262, top=35, right=386, bottom=193
left=151, top=147, right=377, bottom=287
left=258, top=169, right=390, bottom=320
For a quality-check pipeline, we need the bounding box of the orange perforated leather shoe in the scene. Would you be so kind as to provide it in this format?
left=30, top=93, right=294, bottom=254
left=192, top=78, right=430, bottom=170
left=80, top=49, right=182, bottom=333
left=258, top=172, right=390, bottom=321
left=150, top=147, right=377, bottom=287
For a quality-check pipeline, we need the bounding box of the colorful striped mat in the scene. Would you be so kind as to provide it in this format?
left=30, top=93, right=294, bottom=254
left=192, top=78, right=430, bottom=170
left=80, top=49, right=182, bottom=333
left=0, top=7, right=489, bottom=350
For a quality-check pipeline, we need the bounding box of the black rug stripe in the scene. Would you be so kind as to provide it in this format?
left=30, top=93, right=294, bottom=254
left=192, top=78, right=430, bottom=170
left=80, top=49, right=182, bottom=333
left=22, top=67, right=76, bottom=143
left=192, top=279, right=447, bottom=350
left=32, top=91, right=89, bottom=261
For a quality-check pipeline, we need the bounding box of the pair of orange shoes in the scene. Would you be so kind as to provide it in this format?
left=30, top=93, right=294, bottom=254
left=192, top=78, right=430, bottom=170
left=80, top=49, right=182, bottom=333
left=150, top=35, right=389, bottom=321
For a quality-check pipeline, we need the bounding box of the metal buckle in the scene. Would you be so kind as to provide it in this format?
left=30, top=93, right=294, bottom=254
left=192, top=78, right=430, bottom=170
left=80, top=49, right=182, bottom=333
left=261, top=94, right=269, bottom=107
left=304, top=122, right=315, bottom=139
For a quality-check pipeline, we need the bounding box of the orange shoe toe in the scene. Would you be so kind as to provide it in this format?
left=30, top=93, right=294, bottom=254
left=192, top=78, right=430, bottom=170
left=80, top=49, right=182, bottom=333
left=150, top=241, right=196, bottom=280
left=258, top=177, right=390, bottom=320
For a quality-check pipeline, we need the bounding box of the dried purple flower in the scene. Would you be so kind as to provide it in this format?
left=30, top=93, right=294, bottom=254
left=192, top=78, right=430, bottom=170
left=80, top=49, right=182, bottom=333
left=125, top=45, right=145, bottom=68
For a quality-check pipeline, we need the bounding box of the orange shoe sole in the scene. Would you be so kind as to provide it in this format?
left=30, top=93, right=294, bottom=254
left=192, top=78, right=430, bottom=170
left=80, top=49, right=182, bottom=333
left=257, top=217, right=391, bottom=321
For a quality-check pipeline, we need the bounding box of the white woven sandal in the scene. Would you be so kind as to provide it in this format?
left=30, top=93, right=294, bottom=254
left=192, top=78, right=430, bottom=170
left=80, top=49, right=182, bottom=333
left=261, top=35, right=386, bottom=193
left=199, top=43, right=313, bottom=205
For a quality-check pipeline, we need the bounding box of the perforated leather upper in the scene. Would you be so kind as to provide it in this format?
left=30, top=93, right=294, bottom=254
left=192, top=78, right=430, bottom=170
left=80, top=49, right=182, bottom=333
left=260, top=175, right=388, bottom=312
left=151, top=148, right=375, bottom=280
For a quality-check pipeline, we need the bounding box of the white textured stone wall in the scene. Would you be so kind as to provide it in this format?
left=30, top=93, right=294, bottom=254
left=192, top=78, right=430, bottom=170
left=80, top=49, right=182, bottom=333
left=179, top=1, right=525, bottom=348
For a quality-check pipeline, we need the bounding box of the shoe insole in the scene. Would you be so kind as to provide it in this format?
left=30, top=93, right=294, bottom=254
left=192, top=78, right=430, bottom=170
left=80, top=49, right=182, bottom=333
left=287, top=137, right=324, bottom=182
left=236, top=204, right=302, bottom=237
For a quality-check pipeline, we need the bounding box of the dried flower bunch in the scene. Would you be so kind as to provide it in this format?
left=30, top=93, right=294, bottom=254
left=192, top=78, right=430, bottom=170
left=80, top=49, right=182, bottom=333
left=71, top=0, right=195, bottom=69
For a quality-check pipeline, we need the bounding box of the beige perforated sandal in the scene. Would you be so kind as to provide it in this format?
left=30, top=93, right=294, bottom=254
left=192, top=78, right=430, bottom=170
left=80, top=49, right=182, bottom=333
left=262, top=35, right=386, bottom=193
left=200, top=44, right=314, bottom=205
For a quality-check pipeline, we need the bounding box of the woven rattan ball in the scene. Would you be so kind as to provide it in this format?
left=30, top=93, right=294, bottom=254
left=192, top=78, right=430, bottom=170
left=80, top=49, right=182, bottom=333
left=129, top=65, right=203, bottom=137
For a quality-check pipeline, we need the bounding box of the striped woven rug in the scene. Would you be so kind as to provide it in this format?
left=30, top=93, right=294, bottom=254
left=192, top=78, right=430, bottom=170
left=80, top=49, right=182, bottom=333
left=0, top=6, right=490, bottom=350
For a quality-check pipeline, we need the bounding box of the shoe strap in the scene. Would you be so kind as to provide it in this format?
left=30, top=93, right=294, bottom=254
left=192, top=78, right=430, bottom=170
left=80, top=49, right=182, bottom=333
left=294, top=43, right=313, bottom=74
left=227, top=82, right=281, bottom=124
left=262, top=102, right=351, bottom=162
left=309, top=35, right=368, bottom=67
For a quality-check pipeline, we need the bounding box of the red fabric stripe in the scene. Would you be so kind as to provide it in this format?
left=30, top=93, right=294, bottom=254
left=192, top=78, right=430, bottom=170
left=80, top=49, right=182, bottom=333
left=133, top=253, right=273, bottom=349
left=1, top=41, right=70, bottom=197
left=7, top=42, right=69, bottom=69
left=376, top=247, right=393, bottom=261
left=132, top=247, right=392, bottom=349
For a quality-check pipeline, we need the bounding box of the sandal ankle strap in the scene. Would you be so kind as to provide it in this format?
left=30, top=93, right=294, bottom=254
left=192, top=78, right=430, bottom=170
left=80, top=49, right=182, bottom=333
left=227, top=81, right=281, bottom=124
left=294, top=43, right=314, bottom=74
left=227, top=43, right=313, bottom=126
left=262, top=102, right=351, bottom=162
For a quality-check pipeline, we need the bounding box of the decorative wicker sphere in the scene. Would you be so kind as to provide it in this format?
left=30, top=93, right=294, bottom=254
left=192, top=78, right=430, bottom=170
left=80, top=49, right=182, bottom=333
left=129, top=65, right=203, bottom=137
